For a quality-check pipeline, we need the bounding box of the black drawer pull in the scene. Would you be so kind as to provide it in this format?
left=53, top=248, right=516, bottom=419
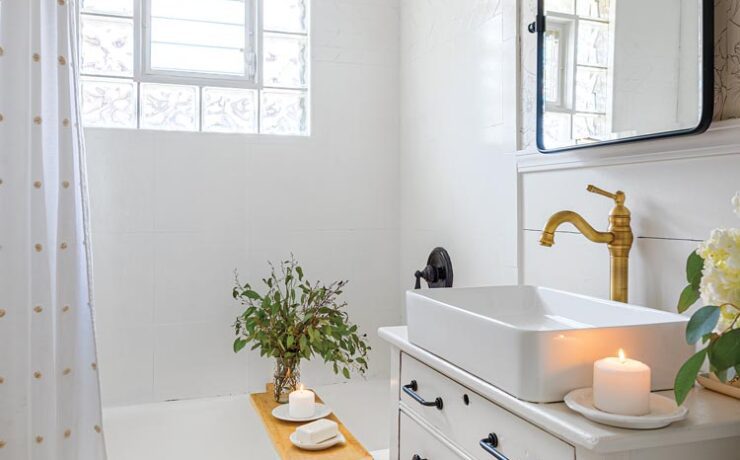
left=412, top=455, right=427, bottom=460
left=480, top=433, right=509, bottom=460
left=402, top=380, right=443, bottom=410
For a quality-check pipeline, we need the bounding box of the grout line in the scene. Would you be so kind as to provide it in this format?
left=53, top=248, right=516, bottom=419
left=522, top=228, right=703, bottom=242
left=634, top=236, right=703, bottom=242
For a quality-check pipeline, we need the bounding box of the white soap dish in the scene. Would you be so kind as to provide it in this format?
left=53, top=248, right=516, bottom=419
left=271, top=403, right=332, bottom=422
left=289, top=431, right=345, bottom=451
left=564, top=388, right=688, bottom=429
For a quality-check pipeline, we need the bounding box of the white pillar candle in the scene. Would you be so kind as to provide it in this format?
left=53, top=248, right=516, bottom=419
left=593, top=349, right=651, bottom=416
left=288, top=384, right=315, bottom=419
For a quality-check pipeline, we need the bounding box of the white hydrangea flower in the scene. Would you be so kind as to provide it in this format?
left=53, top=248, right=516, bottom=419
left=697, top=226, right=740, bottom=330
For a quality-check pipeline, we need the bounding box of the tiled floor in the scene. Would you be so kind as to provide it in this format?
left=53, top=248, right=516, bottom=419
left=103, top=379, right=391, bottom=460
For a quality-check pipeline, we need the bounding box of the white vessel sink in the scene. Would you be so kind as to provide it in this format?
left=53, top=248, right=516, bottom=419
left=406, top=286, right=693, bottom=403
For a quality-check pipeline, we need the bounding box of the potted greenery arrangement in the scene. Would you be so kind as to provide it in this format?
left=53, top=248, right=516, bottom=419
left=674, top=192, right=740, bottom=405
left=232, top=257, right=371, bottom=403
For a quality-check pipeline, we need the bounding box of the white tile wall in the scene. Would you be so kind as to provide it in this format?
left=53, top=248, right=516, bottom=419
left=96, top=324, right=154, bottom=406
left=93, top=233, right=155, bottom=328
left=87, top=0, right=402, bottom=406
left=152, top=137, right=250, bottom=234
left=152, top=232, right=248, bottom=325
left=153, top=322, right=249, bottom=401
left=86, top=132, right=156, bottom=233
left=399, top=0, right=520, bottom=298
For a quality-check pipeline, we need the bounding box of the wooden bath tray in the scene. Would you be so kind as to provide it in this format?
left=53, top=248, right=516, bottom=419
left=250, top=385, right=372, bottom=460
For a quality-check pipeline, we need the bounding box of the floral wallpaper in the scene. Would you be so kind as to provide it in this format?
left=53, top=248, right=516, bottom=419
left=519, top=0, right=740, bottom=149
left=714, top=0, right=740, bottom=120
left=520, top=0, right=539, bottom=149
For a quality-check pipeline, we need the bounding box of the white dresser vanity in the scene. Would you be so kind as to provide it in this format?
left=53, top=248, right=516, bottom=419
left=380, top=326, right=740, bottom=460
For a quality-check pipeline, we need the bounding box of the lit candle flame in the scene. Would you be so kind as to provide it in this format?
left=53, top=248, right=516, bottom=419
left=298, top=383, right=304, bottom=391
left=618, top=348, right=626, bottom=363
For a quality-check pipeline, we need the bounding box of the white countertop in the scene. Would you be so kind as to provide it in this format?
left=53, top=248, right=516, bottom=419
left=379, top=326, right=740, bottom=454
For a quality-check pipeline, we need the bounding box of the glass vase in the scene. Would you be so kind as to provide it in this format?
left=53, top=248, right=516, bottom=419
left=273, top=357, right=300, bottom=403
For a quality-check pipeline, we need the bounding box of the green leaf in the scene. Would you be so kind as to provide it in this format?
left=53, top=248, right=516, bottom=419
left=709, top=329, right=740, bottom=371
left=233, top=338, right=248, bottom=353
left=243, top=290, right=261, bottom=300
left=686, top=251, right=704, bottom=289
left=677, top=285, right=700, bottom=313
left=685, top=306, right=720, bottom=344
left=674, top=349, right=707, bottom=405
left=231, top=258, right=371, bottom=380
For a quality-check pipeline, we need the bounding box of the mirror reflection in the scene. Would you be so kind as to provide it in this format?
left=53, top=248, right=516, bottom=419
left=539, top=0, right=708, bottom=151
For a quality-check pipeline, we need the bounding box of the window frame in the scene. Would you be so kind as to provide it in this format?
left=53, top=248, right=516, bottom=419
left=78, top=0, right=311, bottom=135
left=138, top=0, right=261, bottom=89
left=543, top=6, right=609, bottom=142
left=543, top=20, right=571, bottom=110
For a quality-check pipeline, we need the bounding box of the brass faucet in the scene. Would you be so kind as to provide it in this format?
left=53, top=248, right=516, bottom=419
left=539, top=185, right=633, bottom=303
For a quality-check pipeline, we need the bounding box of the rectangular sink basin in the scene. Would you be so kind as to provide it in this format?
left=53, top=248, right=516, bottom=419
left=406, top=286, right=693, bottom=403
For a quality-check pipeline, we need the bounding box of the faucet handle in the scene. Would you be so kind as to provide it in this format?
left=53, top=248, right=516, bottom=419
left=587, top=185, right=625, bottom=205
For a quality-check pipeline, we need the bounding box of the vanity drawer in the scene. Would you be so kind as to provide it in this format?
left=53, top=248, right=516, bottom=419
left=400, top=410, right=467, bottom=460
left=400, top=353, right=574, bottom=460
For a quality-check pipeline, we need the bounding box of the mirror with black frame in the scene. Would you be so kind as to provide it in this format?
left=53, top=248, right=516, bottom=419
left=536, top=0, right=713, bottom=153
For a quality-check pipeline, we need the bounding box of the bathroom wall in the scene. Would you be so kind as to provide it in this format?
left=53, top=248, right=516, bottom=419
left=89, top=0, right=740, bottom=407
left=518, top=0, right=740, bottom=311
left=399, top=0, right=520, bottom=299
left=86, top=0, right=401, bottom=406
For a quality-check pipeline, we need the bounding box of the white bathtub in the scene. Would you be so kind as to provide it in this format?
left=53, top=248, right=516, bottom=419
left=102, top=380, right=390, bottom=460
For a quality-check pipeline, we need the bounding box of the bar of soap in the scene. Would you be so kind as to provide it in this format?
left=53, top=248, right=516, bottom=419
left=295, top=419, right=339, bottom=444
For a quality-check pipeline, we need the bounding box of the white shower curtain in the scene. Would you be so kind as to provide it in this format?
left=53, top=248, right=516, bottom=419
left=0, top=0, right=107, bottom=459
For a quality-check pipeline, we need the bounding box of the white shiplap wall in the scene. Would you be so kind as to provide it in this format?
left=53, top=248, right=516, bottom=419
left=518, top=125, right=740, bottom=311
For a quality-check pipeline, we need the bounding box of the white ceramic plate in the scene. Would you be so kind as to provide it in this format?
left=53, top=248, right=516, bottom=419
left=289, top=432, right=345, bottom=451
left=564, top=388, right=688, bottom=429
left=271, top=403, right=332, bottom=422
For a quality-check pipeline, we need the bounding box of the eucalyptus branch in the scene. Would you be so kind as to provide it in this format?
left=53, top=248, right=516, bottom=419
left=231, top=257, right=371, bottom=382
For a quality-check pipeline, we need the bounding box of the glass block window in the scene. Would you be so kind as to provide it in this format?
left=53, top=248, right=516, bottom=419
left=79, top=0, right=310, bottom=135
left=544, top=0, right=610, bottom=143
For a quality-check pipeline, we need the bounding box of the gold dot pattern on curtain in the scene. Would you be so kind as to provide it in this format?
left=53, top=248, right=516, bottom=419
left=0, top=0, right=108, bottom=458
